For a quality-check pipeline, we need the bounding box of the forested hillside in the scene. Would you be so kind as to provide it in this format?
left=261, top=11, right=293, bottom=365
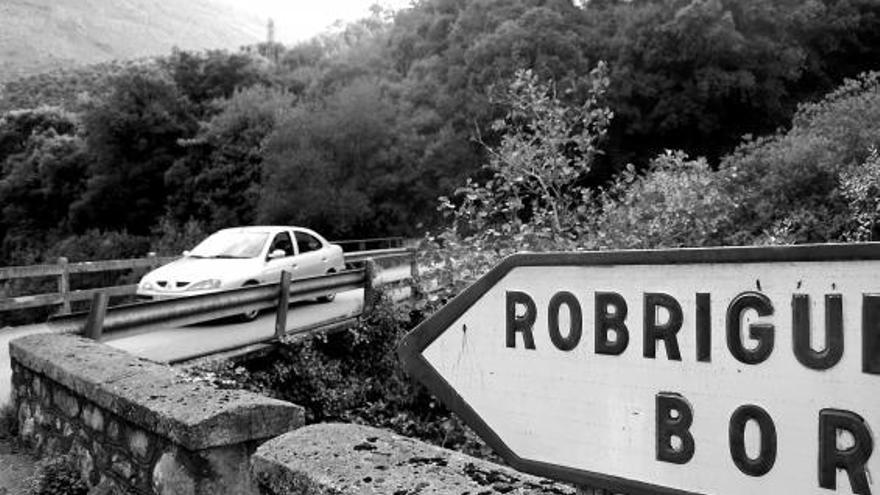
left=1, top=0, right=880, bottom=269
left=0, top=0, right=263, bottom=83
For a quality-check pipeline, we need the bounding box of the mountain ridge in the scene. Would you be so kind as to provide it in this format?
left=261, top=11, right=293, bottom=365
left=0, top=0, right=266, bottom=83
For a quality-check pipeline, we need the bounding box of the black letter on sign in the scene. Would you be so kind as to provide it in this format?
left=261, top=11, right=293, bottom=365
left=792, top=294, right=843, bottom=370
left=644, top=293, right=683, bottom=360
left=595, top=292, right=629, bottom=355
left=729, top=405, right=777, bottom=477
left=506, top=291, right=536, bottom=349
left=819, top=409, right=874, bottom=495
left=726, top=292, right=774, bottom=365
left=656, top=393, right=695, bottom=464
left=696, top=293, right=711, bottom=362
left=548, top=292, right=582, bottom=351
left=863, top=294, right=880, bottom=375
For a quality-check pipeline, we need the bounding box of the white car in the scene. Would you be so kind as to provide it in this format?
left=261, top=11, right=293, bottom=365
left=136, top=226, right=346, bottom=319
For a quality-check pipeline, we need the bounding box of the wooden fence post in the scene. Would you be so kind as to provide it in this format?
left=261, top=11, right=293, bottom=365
left=57, top=257, right=71, bottom=314
left=363, top=260, right=378, bottom=313
left=275, top=270, right=292, bottom=338
left=84, top=292, right=109, bottom=340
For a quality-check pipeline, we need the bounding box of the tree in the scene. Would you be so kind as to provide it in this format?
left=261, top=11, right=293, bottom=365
left=425, top=66, right=612, bottom=297
left=442, top=65, right=611, bottom=240
left=0, top=107, right=87, bottom=263
left=164, top=85, right=295, bottom=231
left=163, top=50, right=271, bottom=111
left=72, top=67, right=197, bottom=234
left=259, top=78, right=424, bottom=237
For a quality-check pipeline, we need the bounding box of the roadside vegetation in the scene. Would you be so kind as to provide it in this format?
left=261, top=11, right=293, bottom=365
left=2, top=0, right=880, bottom=268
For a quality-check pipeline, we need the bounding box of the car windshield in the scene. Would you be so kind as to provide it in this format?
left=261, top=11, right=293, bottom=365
left=188, top=231, right=269, bottom=259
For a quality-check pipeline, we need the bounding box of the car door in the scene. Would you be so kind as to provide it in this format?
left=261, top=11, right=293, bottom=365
left=293, top=230, right=329, bottom=278
left=262, top=230, right=298, bottom=282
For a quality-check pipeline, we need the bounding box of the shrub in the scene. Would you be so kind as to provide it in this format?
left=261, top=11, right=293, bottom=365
left=720, top=71, right=880, bottom=244
left=422, top=66, right=612, bottom=300
left=585, top=151, right=741, bottom=249
left=840, top=148, right=880, bottom=242
left=24, top=454, right=88, bottom=495
left=44, top=230, right=150, bottom=263
left=191, top=295, right=493, bottom=459
left=149, top=216, right=208, bottom=256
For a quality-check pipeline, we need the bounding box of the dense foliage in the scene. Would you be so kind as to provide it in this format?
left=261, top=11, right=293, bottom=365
left=1, top=0, right=879, bottom=268
left=424, top=66, right=880, bottom=297
left=194, top=294, right=493, bottom=458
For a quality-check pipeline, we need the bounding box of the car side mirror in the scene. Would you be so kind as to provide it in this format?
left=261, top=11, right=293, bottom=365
left=268, top=249, right=286, bottom=260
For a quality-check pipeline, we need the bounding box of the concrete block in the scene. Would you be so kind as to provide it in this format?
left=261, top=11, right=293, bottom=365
left=252, top=423, right=576, bottom=495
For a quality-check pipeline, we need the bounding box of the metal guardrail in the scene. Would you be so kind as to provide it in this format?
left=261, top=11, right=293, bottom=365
left=50, top=268, right=370, bottom=338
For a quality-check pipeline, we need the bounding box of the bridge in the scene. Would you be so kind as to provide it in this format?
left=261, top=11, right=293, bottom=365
left=0, top=242, right=418, bottom=406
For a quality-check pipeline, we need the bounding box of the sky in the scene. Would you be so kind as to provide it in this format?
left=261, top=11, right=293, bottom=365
left=229, top=0, right=413, bottom=43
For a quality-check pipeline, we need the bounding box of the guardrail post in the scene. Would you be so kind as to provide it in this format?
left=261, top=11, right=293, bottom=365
left=84, top=292, right=109, bottom=340
left=363, top=260, right=378, bottom=313
left=57, top=257, right=71, bottom=314
left=275, top=271, right=292, bottom=338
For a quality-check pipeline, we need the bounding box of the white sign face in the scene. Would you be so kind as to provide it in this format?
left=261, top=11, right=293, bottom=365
left=399, top=247, right=880, bottom=495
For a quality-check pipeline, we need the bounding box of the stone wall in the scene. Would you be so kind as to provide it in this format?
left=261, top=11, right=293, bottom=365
left=10, top=333, right=303, bottom=494
left=252, top=423, right=578, bottom=495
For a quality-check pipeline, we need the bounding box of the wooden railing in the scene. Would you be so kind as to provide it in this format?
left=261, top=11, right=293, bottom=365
left=334, top=237, right=405, bottom=252
left=0, top=246, right=417, bottom=317
left=0, top=254, right=176, bottom=314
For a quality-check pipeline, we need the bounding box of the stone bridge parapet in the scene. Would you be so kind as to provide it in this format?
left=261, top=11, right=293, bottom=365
left=10, top=333, right=577, bottom=494
left=252, top=423, right=577, bottom=495
left=10, top=333, right=304, bottom=494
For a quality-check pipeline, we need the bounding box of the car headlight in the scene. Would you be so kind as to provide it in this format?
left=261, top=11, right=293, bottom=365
left=187, top=279, right=222, bottom=291
left=139, top=281, right=153, bottom=291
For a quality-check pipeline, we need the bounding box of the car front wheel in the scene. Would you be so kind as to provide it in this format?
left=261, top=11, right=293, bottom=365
left=317, top=270, right=336, bottom=303
left=239, top=281, right=261, bottom=321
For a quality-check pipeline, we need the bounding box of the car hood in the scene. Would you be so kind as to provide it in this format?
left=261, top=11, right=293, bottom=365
left=142, top=257, right=261, bottom=284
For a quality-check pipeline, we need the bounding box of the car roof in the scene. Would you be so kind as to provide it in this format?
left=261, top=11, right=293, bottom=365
left=216, top=226, right=325, bottom=237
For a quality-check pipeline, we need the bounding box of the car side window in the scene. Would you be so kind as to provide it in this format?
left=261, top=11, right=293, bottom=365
left=268, top=232, right=294, bottom=257
left=295, top=232, right=322, bottom=254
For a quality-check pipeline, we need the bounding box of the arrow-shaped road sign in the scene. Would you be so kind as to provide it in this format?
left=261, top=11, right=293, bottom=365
left=398, top=244, right=880, bottom=495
